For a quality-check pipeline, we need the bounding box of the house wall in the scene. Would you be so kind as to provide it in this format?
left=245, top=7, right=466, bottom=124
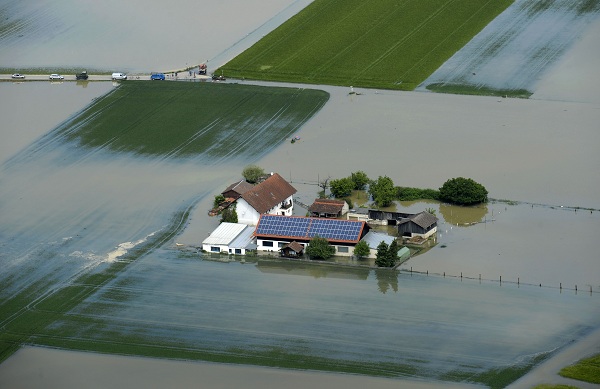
left=237, top=195, right=294, bottom=225
left=202, top=243, right=228, bottom=254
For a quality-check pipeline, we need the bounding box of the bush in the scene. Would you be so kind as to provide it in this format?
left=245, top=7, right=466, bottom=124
left=439, top=177, right=488, bottom=205
left=351, top=171, right=369, bottom=190
left=369, top=176, right=396, bottom=207
left=242, top=165, right=265, bottom=184
left=306, top=235, right=335, bottom=260
left=396, top=187, right=440, bottom=201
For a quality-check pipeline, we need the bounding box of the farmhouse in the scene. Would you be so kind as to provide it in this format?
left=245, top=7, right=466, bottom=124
left=202, top=222, right=256, bottom=255
left=236, top=173, right=297, bottom=225
left=308, top=198, right=349, bottom=218
left=254, top=214, right=370, bottom=257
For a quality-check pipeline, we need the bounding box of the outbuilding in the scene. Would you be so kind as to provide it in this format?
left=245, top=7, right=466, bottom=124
left=202, top=222, right=256, bottom=255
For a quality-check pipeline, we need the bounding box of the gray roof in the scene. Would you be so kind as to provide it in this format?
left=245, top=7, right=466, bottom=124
left=203, top=223, right=248, bottom=246
left=361, top=231, right=395, bottom=249
left=229, top=225, right=256, bottom=250
left=398, top=211, right=438, bottom=229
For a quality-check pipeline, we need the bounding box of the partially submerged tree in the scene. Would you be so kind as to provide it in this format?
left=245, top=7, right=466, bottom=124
left=439, top=177, right=488, bottom=205
left=350, top=171, right=369, bottom=190
left=330, top=177, right=354, bottom=198
left=369, top=176, right=396, bottom=207
left=375, top=241, right=390, bottom=267
left=242, top=165, right=265, bottom=184
left=353, top=240, right=370, bottom=259
left=306, top=235, right=335, bottom=260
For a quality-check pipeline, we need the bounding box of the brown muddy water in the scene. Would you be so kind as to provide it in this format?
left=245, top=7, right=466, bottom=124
left=1, top=0, right=599, bottom=388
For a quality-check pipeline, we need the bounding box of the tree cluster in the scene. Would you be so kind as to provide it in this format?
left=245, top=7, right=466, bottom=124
left=438, top=177, right=488, bottom=205
left=242, top=164, right=266, bottom=184
left=329, top=170, right=370, bottom=198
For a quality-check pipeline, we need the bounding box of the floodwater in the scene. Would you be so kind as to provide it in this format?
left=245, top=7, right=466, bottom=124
left=1, top=0, right=600, bottom=388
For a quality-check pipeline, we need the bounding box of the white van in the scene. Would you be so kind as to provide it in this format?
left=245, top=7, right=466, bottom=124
left=112, top=72, right=127, bottom=80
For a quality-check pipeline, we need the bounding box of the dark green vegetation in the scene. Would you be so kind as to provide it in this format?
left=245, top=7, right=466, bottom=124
left=375, top=240, right=401, bottom=268
left=439, top=177, right=488, bottom=205
left=559, top=353, right=600, bottom=384
left=532, top=385, right=578, bottom=389
left=59, top=82, right=329, bottom=158
left=242, top=164, right=266, bottom=183
left=306, top=235, right=336, bottom=260
left=426, top=83, right=533, bottom=98
left=218, top=0, right=513, bottom=90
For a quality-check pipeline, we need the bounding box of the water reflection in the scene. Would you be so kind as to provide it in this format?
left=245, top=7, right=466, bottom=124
left=374, top=268, right=399, bottom=293
left=439, top=203, right=488, bottom=226
left=256, top=260, right=369, bottom=280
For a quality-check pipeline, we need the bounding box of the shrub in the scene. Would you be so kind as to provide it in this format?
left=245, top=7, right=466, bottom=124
left=439, top=177, right=488, bottom=205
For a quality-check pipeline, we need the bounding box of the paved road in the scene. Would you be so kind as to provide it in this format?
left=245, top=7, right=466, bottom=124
left=0, top=73, right=212, bottom=82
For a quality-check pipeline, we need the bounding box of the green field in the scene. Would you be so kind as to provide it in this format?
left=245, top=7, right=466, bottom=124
left=218, top=0, right=513, bottom=90
left=59, top=81, right=329, bottom=158
left=560, top=353, right=600, bottom=384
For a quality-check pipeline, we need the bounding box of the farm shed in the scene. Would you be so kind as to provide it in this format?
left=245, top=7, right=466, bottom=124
left=221, top=179, right=253, bottom=200
left=309, top=198, right=349, bottom=218
left=202, top=222, right=256, bottom=255
left=397, top=211, right=438, bottom=239
left=254, top=214, right=369, bottom=257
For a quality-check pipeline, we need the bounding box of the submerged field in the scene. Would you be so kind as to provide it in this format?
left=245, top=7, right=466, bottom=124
left=54, top=81, right=329, bottom=159
left=218, top=0, right=512, bottom=90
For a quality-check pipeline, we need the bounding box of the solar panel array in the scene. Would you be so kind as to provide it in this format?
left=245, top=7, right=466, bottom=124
left=256, top=215, right=364, bottom=242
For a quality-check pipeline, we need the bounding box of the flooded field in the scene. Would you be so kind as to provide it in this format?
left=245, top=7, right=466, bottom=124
left=421, top=0, right=600, bottom=94
left=1, top=0, right=599, bottom=387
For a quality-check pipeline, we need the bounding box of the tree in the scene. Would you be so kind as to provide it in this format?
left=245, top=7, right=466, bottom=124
left=318, top=175, right=331, bottom=197
left=213, top=194, right=225, bottom=208
left=351, top=171, right=369, bottom=190
left=369, top=176, right=396, bottom=207
left=375, top=241, right=390, bottom=267
left=221, top=205, right=238, bottom=223
left=330, top=177, right=354, bottom=198
left=387, top=240, right=400, bottom=267
left=242, top=165, right=265, bottom=184
left=353, top=240, right=370, bottom=259
left=306, top=235, right=335, bottom=260
left=439, top=177, right=488, bottom=205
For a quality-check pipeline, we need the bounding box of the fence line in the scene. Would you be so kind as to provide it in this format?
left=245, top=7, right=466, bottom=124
left=402, top=267, right=595, bottom=296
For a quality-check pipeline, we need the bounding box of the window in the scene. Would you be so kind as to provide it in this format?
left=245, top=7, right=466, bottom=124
left=337, top=246, right=349, bottom=253
left=235, top=249, right=242, bottom=254
left=263, top=241, right=274, bottom=247
left=211, top=246, right=220, bottom=253
left=278, top=242, right=286, bottom=248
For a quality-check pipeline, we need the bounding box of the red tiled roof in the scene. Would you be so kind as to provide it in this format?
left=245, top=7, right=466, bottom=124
left=241, top=173, right=297, bottom=214
left=309, top=198, right=345, bottom=214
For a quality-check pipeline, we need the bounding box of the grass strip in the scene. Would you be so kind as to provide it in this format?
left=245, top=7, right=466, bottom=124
left=559, top=353, right=600, bottom=384
left=426, top=83, right=533, bottom=98
left=218, top=0, right=513, bottom=91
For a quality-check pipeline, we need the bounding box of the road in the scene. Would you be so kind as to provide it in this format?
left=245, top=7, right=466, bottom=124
left=0, top=73, right=212, bottom=82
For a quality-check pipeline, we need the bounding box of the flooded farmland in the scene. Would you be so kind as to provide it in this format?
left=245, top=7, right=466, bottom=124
left=1, top=0, right=599, bottom=388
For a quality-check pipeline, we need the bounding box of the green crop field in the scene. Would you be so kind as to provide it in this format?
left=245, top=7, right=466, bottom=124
left=218, top=0, right=513, bottom=90
left=59, top=81, right=329, bottom=158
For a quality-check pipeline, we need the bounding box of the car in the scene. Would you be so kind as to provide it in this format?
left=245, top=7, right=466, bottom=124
left=75, top=71, right=88, bottom=80
left=11, top=73, right=25, bottom=79
left=150, top=73, right=165, bottom=81
left=112, top=72, right=127, bottom=80
left=49, top=74, right=64, bottom=80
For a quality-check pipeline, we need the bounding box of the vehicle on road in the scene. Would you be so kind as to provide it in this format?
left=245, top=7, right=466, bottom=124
left=212, top=74, right=226, bottom=82
left=49, top=74, right=64, bottom=80
left=150, top=73, right=165, bottom=81
left=76, top=71, right=88, bottom=80
left=112, top=72, right=127, bottom=80
left=12, top=73, right=25, bottom=79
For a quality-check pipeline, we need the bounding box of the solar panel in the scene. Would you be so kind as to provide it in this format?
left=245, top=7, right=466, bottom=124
left=256, top=215, right=364, bottom=242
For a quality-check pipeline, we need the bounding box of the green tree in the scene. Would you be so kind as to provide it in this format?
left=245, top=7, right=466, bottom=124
left=221, top=205, right=238, bottom=223
left=330, top=177, right=354, bottom=198
left=306, top=235, right=335, bottom=260
left=369, top=176, right=396, bottom=207
left=213, top=194, right=226, bottom=208
left=242, top=165, right=265, bottom=184
left=439, top=177, right=488, bottom=205
left=353, top=240, right=370, bottom=259
left=351, top=171, right=369, bottom=190
left=375, top=241, right=390, bottom=267
left=388, top=240, right=400, bottom=267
